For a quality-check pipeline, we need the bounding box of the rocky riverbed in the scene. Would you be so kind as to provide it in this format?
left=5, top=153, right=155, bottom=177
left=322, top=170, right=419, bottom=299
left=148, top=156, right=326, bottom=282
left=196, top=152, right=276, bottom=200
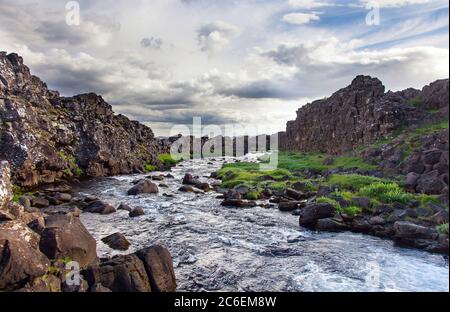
left=77, top=155, right=449, bottom=292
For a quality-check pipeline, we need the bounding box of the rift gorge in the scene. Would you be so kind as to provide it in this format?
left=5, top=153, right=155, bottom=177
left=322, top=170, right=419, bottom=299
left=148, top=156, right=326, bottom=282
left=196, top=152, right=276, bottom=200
left=0, top=53, right=449, bottom=292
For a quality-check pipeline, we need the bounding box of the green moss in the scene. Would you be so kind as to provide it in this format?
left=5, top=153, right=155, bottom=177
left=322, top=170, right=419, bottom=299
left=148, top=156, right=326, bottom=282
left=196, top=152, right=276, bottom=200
left=359, top=182, right=413, bottom=204
left=317, top=197, right=341, bottom=210
left=436, top=223, right=449, bottom=235
left=57, top=150, right=83, bottom=177
left=144, top=164, right=157, bottom=173
left=409, top=97, right=423, bottom=108
left=316, top=196, right=362, bottom=216
left=158, top=154, right=181, bottom=166
left=246, top=191, right=261, bottom=200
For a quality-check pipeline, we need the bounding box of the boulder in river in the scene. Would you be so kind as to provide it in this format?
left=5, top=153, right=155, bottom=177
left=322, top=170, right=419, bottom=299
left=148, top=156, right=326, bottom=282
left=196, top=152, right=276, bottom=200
left=130, top=207, right=145, bottom=218
left=221, top=199, right=256, bottom=208
left=117, top=203, right=133, bottom=212
left=102, top=233, right=131, bottom=251
left=84, top=200, right=116, bottom=214
left=128, top=180, right=159, bottom=196
left=135, top=246, right=177, bottom=292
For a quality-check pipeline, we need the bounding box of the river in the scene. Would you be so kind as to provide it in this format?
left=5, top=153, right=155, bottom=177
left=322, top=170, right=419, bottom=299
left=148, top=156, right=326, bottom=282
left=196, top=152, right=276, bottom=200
left=78, top=155, right=449, bottom=292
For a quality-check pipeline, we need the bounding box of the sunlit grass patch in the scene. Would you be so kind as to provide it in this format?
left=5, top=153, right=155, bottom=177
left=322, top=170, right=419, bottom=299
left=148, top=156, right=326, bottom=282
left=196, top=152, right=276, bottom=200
left=359, top=182, right=413, bottom=204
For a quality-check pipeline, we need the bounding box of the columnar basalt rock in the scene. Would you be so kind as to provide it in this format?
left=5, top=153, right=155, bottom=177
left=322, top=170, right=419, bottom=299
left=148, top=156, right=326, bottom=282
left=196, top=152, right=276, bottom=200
left=0, top=52, right=168, bottom=188
left=279, top=75, right=425, bottom=154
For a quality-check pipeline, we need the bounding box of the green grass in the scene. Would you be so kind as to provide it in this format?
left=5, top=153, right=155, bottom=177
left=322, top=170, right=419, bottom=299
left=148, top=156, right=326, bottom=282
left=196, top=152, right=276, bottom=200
left=327, top=174, right=387, bottom=191
left=331, top=190, right=354, bottom=201
left=317, top=197, right=341, bottom=210
left=359, top=182, right=413, bottom=204
left=416, top=194, right=442, bottom=207
left=246, top=191, right=262, bottom=200
left=216, top=152, right=376, bottom=191
left=144, top=164, right=157, bottom=173
left=340, top=205, right=363, bottom=216
left=436, top=223, right=449, bottom=235
left=274, top=152, right=376, bottom=172
left=316, top=196, right=362, bottom=216
left=158, top=154, right=181, bottom=166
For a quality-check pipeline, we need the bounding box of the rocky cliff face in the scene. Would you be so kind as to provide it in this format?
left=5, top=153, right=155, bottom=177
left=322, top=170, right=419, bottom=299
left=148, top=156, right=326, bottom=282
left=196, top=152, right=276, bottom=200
left=279, top=76, right=449, bottom=201
left=279, top=75, right=448, bottom=154
left=0, top=53, right=167, bottom=187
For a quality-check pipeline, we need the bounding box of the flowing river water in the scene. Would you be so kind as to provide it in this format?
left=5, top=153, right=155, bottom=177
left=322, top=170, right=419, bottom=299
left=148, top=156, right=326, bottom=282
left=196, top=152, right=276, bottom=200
left=78, top=155, right=449, bottom=292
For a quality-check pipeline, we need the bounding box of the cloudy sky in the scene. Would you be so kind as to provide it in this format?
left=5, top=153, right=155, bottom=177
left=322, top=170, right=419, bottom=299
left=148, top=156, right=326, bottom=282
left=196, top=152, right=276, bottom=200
left=0, top=0, right=448, bottom=136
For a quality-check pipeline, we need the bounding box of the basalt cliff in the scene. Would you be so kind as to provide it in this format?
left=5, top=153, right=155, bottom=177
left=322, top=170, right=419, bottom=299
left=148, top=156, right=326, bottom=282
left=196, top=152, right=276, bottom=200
left=279, top=75, right=449, bottom=203
left=0, top=52, right=168, bottom=188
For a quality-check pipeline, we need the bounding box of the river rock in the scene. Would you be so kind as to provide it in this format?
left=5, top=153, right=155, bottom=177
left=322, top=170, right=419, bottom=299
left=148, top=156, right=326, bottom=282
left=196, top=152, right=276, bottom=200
left=135, top=246, right=177, bottom=292
left=130, top=207, right=145, bottom=218
left=299, top=203, right=335, bottom=227
left=393, top=221, right=433, bottom=239
left=83, top=254, right=152, bottom=292
left=278, top=201, right=305, bottom=212
left=117, top=203, right=133, bottom=212
left=39, top=214, right=98, bottom=268
left=128, top=180, right=159, bottom=195
left=316, top=218, right=348, bottom=232
left=221, top=199, right=256, bottom=208
left=101, top=233, right=131, bottom=251
left=84, top=200, right=116, bottom=214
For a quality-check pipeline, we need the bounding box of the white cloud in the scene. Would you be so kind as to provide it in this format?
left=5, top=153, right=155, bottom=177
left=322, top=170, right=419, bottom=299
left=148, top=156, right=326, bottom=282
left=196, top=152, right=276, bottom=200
left=0, top=0, right=448, bottom=136
left=197, top=21, right=240, bottom=55
left=288, top=0, right=330, bottom=9
left=282, top=12, right=321, bottom=25
left=360, top=0, right=431, bottom=7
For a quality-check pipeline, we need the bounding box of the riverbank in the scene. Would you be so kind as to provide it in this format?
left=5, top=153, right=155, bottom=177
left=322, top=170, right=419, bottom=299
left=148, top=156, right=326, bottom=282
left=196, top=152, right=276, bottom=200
left=76, top=155, right=448, bottom=291
left=214, top=151, right=449, bottom=254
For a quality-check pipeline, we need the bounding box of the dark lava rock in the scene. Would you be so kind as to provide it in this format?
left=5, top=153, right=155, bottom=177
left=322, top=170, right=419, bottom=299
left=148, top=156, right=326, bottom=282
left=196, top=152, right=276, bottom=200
left=84, top=200, right=116, bottom=215
left=0, top=221, right=50, bottom=291
left=221, top=199, right=256, bottom=208
left=299, top=203, right=335, bottom=228
left=129, top=207, right=145, bottom=218
left=0, top=53, right=167, bottom=188
left=135, top=246, right=177, bottom=292
left=117, top=203, right=133, bottom=212
left=101, top=233, right=131, bottom=251
left=316, top=218, right=348, bottom=232
left=278, top=201, right=305, bottom=212
left=393, top=221, right=433, bottom=239
left=39, top=214, right=98, bottom=268
left=128, top=180, right=159, bottom=196
left=83, top=254, right=151, bottom=292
